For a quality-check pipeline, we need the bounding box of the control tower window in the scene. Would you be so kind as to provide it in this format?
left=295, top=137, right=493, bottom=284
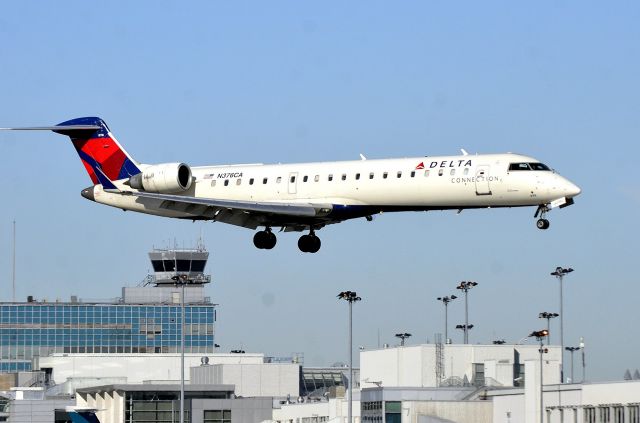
left=163, top=260, right=176, bottom=272
left=151, top=260, right=164, bottom=272
left=191, top=260, right=206, bottom=272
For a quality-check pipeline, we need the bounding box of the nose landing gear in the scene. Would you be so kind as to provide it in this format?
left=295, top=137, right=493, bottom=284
left=534, top=205, right=550, bottom=230
left=253, top=228, right=277, bottom=249
left=298, top=229, right=321, bottom=253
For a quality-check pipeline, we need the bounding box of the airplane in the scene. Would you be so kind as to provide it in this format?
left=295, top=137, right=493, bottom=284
left=1, top=117, right=581, bottom=253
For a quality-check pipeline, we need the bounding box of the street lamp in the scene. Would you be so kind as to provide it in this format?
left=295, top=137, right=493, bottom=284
left=172, top=274, right=192, bottom=423
left=337, top=291, right=362, bottom=423
left=529, top=329, right=549, bottom=423
left=395, top=332, right=412, bottom=346
left=579, top=337, right=586, bottom=382
left=455, top=324, right=474, bottom=342
left=550, top=266, right=574, bottom=382
left=538, top=312, right=559, bottom=344
left=455, top=281, right=478, bottom=344
left=437, top=295, right=457, bottom=343
left=565, top=347, right=580, bottom=383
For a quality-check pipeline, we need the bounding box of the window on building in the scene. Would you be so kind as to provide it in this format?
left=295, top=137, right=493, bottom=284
left=385, top=401, right=401, bottom=423
left=628, top=405, right=639, bottom=423
left=613, top=406, right=624, bottom=423
left=472, top=363, right=485, bottom=387
left=204, top=410, right=231, bottom=423
left=584, top=407, right=596, bottom=423
left=598, top=407, right=611, bottom=423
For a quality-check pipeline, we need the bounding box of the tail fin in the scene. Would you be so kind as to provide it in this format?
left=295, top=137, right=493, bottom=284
left=54, top=117, right=141, bottom=184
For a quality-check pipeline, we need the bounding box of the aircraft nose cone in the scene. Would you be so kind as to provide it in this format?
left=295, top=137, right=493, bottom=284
left=566, top=181, right=581, bottom=197
left=81, top=186, right=95, bottom=202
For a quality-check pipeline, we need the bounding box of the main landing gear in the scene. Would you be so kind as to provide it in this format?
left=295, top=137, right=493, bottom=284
left=253, top=229, right=277, bottom=249
left=534, top=204, right=551, bottom=230
left=298, top=230, right=321, bottom=253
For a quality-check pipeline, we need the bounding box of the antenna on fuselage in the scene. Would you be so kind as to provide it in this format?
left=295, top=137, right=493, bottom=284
left=460, top=149, right=469, bottom=156
left=359, top=154, right=367, bottom=160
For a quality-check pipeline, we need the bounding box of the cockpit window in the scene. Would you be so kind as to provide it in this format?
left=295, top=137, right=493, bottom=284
left=529, top=162, right=550, bottom=171
left=509, top=163, right=531, bottom=171
left=508, top=162, right=551, bottom=171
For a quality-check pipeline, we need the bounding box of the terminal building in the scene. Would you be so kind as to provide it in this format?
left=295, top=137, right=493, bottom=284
left=0, top=246, right=215, bottom=376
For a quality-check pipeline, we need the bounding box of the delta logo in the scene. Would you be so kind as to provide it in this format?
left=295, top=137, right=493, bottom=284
left=415, top=162, right=425, bottom=170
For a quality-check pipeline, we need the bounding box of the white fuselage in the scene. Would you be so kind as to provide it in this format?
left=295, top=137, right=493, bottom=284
left=91, top=153, right=581, bottom=223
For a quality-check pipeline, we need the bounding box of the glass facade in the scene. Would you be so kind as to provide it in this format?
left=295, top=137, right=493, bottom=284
left=0, top=302, right=215, bottom=372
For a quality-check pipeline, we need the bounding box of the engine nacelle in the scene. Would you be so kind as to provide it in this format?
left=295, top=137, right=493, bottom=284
left=129, top=163, right=193, bottom=193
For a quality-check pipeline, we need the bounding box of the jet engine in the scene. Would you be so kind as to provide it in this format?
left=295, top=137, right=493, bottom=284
left=128, top=163, right=193, bottom=193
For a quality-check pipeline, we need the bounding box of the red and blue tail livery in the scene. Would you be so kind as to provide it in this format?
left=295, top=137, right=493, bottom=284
left=54, top=117, right=141, bottom=184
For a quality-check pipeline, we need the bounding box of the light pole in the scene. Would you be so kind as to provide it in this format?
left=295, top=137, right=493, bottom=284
left=551, top=266, right=574, bottom=383
left=529, top=329, right=549, bottom=423
left=395, top=332, right=412, bottom=346
left=579, top=337, right=586, bottom=382
left=455, top=324, right=474, bottom=342
left=538, top=312, right=559, bottom=345
left=565, top=347, right=580, bottom=383
left=456, top=281, right=478, bottom=344
left=172, top=274, right=191, bottom=423
left=337, top=291, right=361, bottom=423
left=437, top=295, right=457, bottom=343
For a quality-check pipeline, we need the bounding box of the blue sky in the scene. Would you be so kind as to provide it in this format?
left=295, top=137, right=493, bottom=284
left=1, top=1, right=639, bottom=381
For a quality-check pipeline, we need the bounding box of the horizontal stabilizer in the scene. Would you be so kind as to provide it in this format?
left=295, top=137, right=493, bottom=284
left=0, top=125, right=101, bottom=131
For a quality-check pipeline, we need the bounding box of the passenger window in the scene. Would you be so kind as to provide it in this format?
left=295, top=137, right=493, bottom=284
left=290, top=176, right=296, bottom=183
left=263, top=178, right=268, bottom=184
left=249, top=178, right=254, bottom=185
left=236, top=179, right=241, bottom=185
left=410, top=171, right=415, bottom=178
left=383, top=172, right=388, bottom=179
left=424, top=170, right=430, bottom=177
left=277, top=177, right=282, bottom=183
left=450, top=169, right=455, bottom=176
left=341, top=174, right=347, bottom=181
left=355, top=173, right=360, bottom=180
left=303, top=176, right=308, bottom=182
left=397, top=171, right=402, bottom=178
left=369, top=172, right=374, bottom=179
left=463, top=168, right=469, bottom=176
left=328, top=174, right=333, bottom=181
left=314, top=175, right=319, bottom=182
left=438, top=169, right=444, bottom=176
left=211, top=180, right=217, bottom=187
left=224, top=180, right=229, bottom=186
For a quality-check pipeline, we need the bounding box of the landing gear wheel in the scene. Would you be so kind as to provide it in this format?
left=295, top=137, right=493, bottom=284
left=298, top=234, right=321, bottom=253
left=253, top=230, right=277, bottom=249
left=536, top=219, right=550, bottom=230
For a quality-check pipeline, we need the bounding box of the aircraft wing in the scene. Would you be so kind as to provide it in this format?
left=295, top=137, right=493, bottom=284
left=124, top=190, right=333, bottom=229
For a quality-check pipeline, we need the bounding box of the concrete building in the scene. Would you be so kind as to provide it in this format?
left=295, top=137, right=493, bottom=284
left=0, top=387, right=73, bottom=423
left=360, top=344, right=562, bottom=389
left=76, top=384, right=274, bottom=423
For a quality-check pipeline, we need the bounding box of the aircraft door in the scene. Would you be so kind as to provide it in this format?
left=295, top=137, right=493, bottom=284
left=475, top=165, right=492, bottom=195
left=288, top=172, right=298, bottom=195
